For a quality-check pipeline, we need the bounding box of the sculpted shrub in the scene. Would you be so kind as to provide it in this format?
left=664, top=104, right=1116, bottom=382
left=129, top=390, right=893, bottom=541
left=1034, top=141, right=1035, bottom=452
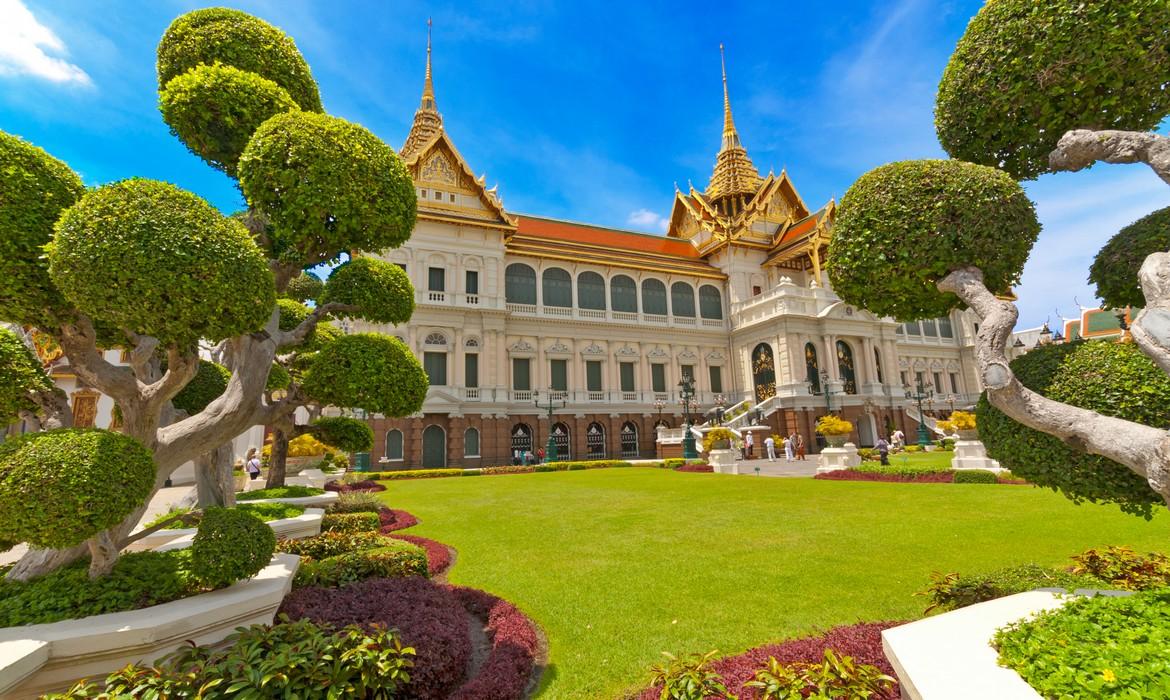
left=284, top=271, right=324, bottom=302
left=294, top=540, right=429, bottom=588
left=189, top=507, right=276, bottom=587
left=170, top=360, right=230, bottom=415
left=311, top=416, right=374, bottom=454
left=321, top=511, right=381, bottom=533
left=320, top=256, right=415, bottom=324
left=0, top=328, right=56, bottom=425
left=301, top=334, right=428, bottom=417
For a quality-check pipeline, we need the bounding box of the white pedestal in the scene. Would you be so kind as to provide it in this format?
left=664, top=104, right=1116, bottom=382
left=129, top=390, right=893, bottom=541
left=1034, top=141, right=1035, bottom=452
left=709, top=449, right=738, bottom=474
left=816, top=442, right=861, bottom=473
left=951, top=439, right=1002, bottom=471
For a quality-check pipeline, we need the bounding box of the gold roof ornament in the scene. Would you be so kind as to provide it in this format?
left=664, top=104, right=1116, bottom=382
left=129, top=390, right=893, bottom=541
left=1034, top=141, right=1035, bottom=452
left=706, top=44, right=761, bottom=201
left=402, top=18, right=443, bottom=160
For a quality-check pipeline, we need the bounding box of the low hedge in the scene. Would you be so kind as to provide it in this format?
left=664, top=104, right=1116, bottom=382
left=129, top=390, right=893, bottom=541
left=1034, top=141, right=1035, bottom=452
left=329, top=491, right=383, bottom=514
left=324, top=479, right=386, bottom=493
left=918, top=564, right=1107, bottom=614
left=275, top=530, right=384, bottom=560
left=817, top=469, right=954, bottom=483
left=365, top=459, right=638, bottom=481
left=372, top=468, right=464, bottom=480
left=855, top=463, right=950, bottom=477
left=321, top=511, right=381, bottom=534
left=953, top=469, right=1000, bottom=484
left=145, top=502, right=305, bottom=530
left=295, top=539, right=429, bottom=588
left=236, top=485, right=324, bottom=500
left=381, top=508, right=419, bottom=533
left=392, top=534, right=452, bottom=576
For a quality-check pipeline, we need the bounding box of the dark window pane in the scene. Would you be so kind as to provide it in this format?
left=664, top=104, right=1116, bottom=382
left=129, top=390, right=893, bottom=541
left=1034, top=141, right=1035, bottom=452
left=465, top=270, right=479, bottom=295
left=699, top=285, right=723, bottom=319
left=641, top=279, right=667, bottom=315
left=423, top=352, right=447, bottom=385
left=542, top=268, right=572, bottom=307
left=513, top=358, right=531, bottom=391
left=386, top=430, right=403, bottom=460
left=428, top=267, right=445, bottom=292
left=620, top=362, right=635, bottom=392
left=586, top=361, right=602, bottom=391
left=611, top=275, right=637, bottom=312
left=709, top=365, right=723, bottom=393
left=671, top=282, right=695, bottom=317
left=464, top=428, right=479, bottom=456
left=551, top=359, right=567, bottom=391
left=578, top=272, right=606, bottom=310
left=505, top=264, right=536, bottom=305
left=465, top=354, right=478, bottom=388
left=651, top=363, right=666, bottom=393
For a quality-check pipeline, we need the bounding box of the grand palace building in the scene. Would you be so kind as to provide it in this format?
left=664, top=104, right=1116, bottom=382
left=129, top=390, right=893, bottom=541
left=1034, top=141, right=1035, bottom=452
left=352, top=38, right=982, bottom=469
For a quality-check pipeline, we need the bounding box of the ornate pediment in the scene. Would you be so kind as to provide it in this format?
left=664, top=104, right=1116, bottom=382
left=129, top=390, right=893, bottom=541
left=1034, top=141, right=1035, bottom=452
left=678, top=349, right=697, bottom=360
left=581, top=343, right=605, bottom=356
left=705, top=350, right=725, bottom=361
left=647, top=347, right=668, bottom=359
left=420, top=151, right=458, bottom=186
left=510, top=340, right=535, bottom=353
left=546, top=341, right=570, bottom=354
left=616, top=346, right=639, bottom=357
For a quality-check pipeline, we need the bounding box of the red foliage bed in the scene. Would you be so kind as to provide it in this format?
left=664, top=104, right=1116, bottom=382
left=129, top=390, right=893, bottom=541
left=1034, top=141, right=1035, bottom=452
left=391, top=533, right=453, bottom=576
left=379, top=507, right=419, bottom=532
left=324, top=479, right=387, bottom=493
left=814, top=470, right=954, bottom=483
left=450, top=586, right=543, bottom=700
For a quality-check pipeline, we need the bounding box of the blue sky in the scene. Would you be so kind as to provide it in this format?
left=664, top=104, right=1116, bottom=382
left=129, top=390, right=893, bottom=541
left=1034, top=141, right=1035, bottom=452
left=3, top=0, right=1168, bottom=330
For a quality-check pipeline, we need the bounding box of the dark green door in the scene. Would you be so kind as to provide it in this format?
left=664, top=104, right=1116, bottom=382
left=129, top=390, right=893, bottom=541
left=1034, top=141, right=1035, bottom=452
left=422, top=425, right=446, bottom=468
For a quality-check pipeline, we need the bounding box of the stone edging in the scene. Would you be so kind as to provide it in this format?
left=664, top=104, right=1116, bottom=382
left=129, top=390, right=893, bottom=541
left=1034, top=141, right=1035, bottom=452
left=239, top=491, right=339, bottom=508
left=130, top=508, right=324, bottom=551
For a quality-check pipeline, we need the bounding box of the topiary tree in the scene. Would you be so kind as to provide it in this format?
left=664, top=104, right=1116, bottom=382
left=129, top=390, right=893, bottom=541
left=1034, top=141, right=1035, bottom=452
left=1090, top=207, right=1170, bottom=311
left=0, top=327, right=65, bottom=429
left=0, top=8, right=423, bottom=582
left=828, top=0, right=1170, bottom=515
left=284, top=271, right=324, bottom=303
left=189, top=506, right=277, bottom=588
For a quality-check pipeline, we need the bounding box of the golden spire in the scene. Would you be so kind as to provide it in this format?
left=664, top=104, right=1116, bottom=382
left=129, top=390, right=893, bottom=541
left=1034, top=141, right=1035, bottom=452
left=402, top=18, right=443, bottom=159
left=706, top=44, right=760, bottom=203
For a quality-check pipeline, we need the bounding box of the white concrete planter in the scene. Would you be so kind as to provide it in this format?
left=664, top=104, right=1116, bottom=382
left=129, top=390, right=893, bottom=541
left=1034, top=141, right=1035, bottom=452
left=882, top=591, right=1067, bottom=700
left=951, top=439, right=1003, bottom=471
left=130, top=508, right=324, bottom=552
left=0, top=553, right=300, bottom=699
left=709, top=449, right=738, bottom=473
left=236, top=491, right=338, bottom=508
left=816, top=442, right=861, bottom=473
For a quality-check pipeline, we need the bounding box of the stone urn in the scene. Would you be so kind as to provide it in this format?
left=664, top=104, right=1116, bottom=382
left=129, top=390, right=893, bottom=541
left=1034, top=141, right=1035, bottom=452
left=957, top=429, right=979, bottom=440
left=824, top=434, right=849, bottom=448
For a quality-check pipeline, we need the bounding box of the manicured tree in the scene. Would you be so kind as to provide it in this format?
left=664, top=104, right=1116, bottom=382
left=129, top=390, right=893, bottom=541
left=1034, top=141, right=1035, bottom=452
left=828, top=0, right=1170, bottom=512
left=284, top=271, right=324, bottom=303
left=0, top=8, right=423, bottom=581
left=1089, top=207, right=1170, bottom=311
left=0, top=328, right=66, bottom=430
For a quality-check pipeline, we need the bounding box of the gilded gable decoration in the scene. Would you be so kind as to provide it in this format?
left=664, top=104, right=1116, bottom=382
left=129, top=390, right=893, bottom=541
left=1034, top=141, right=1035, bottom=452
left=420, top=151, right=458, bottom=185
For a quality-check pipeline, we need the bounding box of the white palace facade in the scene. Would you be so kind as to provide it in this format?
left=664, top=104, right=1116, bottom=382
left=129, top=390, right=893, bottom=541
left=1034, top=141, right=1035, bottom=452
left=354, top=41, right=981, bottom=468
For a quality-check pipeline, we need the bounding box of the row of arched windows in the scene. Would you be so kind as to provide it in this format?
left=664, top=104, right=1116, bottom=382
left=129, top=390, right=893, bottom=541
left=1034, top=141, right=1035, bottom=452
left=504, top=264, right=723, bottom=319
left=384, top=426, right=480, bottom=469
left=509, top=420, right=642, bottom=459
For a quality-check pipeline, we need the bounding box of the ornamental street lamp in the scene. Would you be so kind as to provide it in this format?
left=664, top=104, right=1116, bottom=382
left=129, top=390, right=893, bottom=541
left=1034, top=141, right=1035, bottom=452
left=808, top=369, right=841, bottom=413
left=947, top=393, right=956, bottom=416
left=904, top=379, right=934, bottom=448
left=653, top=397, right=666, bottom=424
left=533, top=390, right=566, bottom=463
left=678, top=374, right=698, bottom=459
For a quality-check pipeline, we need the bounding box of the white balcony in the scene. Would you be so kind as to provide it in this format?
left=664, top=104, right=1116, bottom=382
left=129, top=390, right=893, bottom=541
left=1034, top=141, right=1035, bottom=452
left=427, top=290, right=446, bottom=303
left=462, top=387, right=480, bottom=401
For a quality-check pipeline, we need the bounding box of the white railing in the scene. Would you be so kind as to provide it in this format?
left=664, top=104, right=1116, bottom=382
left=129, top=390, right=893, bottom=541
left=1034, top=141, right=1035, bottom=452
left=545, top=306, right=572, bottom=317
left=493, top=304, right=726, bottom=330
left=621, top=391, right=637, bottom=401
left=674, top=317, right=696, bottom=325
left=512, top=390, right=532, bottom=402
left=579, top=309, right=606, bottom=319
left=701, top=318, right=724, bottom=328
left=465, top=294, right=479, bottom=305
left=613, top=311, right=638, bottom=322
left=427, top=291, right=446, bottom=302
left=644, top=314, right=668, bottom=324
left=550, top=390, right=568, bottom=401
left=506, top=303, right=537, bottom=314
left=462, top=387, right=480, bottom=400
left=587, top=391, right=605, bottom=402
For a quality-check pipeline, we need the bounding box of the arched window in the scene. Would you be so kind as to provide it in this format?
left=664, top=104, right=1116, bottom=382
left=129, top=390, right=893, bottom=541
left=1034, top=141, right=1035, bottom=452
left=611, top=275, right=638, bottom=312
left=752, top=343, right=776, bottom=403
left=699, top=285, right=723, bottom=319
left=505, top=263, right=537, bottom=305
left=511, top=423, right=532, bottom=459
left=620, top=421, right=639, bottom=458
left=422, top=425, right=446, bottom=468
left=385, top=429, right=403, bottom=461
left=577, top=271, right=606, bottom=310
left=805, top=343, right=821, bottom=393
left=586, top=422, right=606, bottom=458
left=464, top=428, right=480, bottom=457
left=551, top=421, right=571, bottom=460
left=836, top=340, right=857, bottom=395
left=671, top=282, right=695, bottom=317
left=424, top=332, right=447, bottom=346
left=641, top=279, right=667, bottom=315
left=542, top=268, right=572, bottom=308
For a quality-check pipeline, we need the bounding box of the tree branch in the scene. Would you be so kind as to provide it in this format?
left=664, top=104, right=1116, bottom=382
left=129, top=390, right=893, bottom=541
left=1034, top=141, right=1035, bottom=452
left=119, top=511, right=201, bottom=548
left=937, top=266, right=1170, bottom=502
left=275, top=302, right=355, bottom=348
left=57, top=316, right=138, bottom=405
left=1049, top=129, right=1170, bottom=185
left=141, top=346, right=199, bottom=412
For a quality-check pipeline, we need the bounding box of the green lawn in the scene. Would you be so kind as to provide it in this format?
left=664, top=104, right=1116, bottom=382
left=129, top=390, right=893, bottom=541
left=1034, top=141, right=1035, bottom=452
left=381, top=468, right=1170, bottom=699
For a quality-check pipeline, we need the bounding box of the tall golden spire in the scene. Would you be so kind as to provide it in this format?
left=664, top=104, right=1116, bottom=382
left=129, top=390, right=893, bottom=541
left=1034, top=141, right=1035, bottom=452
left=402, top=18, right=443, bottom=159
left=707, top=44, right=760, bottom=203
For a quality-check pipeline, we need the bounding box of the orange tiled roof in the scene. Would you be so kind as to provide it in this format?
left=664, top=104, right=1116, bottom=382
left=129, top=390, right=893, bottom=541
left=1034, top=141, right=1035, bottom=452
left=515, top=216, right=702, bottom=258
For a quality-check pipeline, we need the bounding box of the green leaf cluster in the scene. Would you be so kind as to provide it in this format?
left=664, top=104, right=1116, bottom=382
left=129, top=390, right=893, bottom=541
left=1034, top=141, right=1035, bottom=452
left=328, top=491, right=383, bottom=514
left=1090, top=206, right=1170, bottom=310
left=321, top=511, right=380, bottom=534
left=235, top=485, right=324, bottom=501
left=49, top=179, right=275, bottom=346
left=275, top=530, right=385, bottom=560
left=320, top=257, right=415, bottom=324
left=952, top=469, right=999, bottom=484
left=0, top=130, right=85, bottom=327
left=917, top=564, right=1106, bottom=615
left=239, top=111, right=417, bottom=265
left=159, top=63, right=299, bottom=177
left=310, top=416, right=374, bottom=453
left=294, top=539, right=428, bottom=588
left=54, top=616, right=414, bottom=699
left=171, top=359, right=230, bottom=415
left=189, top=506, right=276, bottom=588
left=827, top=159, right=1039, bottom=320
left=156, top=7, right=322, bottom=112
left=936, top=0, right=1170, bottom=180
left=265, top=361, right=291, bottom=392
left=1070, top=545, right=1170, bottom=592
left=284, top=270, right=324, bottom=302
left=0, top=328, right=54, bottom=425
left=301, top=333, right=427, bottom=416
left=0, top=429, right=155, bottom=548
left=977, top=341, right=1164, bottom=518
left=745, top=649, right=896, bottom=700
left=995, top=589, right=1170, bottom=699
left=647, top=649, right=730, bottom=700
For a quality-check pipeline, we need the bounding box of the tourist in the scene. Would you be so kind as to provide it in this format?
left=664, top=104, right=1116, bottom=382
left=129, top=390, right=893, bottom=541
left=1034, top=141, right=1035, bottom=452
left=745, top=431, right=754, bottom=459
left=795, top=433, right=806, bottom=460
left=245, top=447, right=262, bottom=481
left=875, top=435, right=890, bottom=465
left=785, top=433, right=795, bottom=462
left=891, top=428, right=905, bottom=451
left=764, top=434, right=776, bottom=461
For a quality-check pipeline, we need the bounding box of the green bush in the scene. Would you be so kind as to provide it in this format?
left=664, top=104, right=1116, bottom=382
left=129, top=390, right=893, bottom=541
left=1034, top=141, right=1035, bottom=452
left=319, top=257, right=414, bottom=324
left=236, top=485, right=324, bottom=501
left=647, top=650, right=730, bottom=700
left=49, top=179, right=275, bottom=345
left=0, top=550, right=200, bottom=626
left=855, top=463, right=950, bottom=478
left=311, top=416, right=374, bottom=453
left=995, top=589, right=1170, bottom=699
left=284, top=270, right=324, bottom=302
left=157, top=8, right=322, bottom=112
left=329, top=491, right=383, bottom=514
left=0, top=429, right=155, bottom=548
left=300, top=334, right=428, bottom=417
left=265, top=361, right=291, bottom=392
left=147, top=502, right=306, bottom=530
left=321, top=511, right=380, bottom=534
left=1070, top=546, right=1170, bottom=591
left=827, top=159, right=1039, bottom=321
left=275, top=530, right=384, bottom=560
left=55, top=616, right=413, bottom=698
left=190, top=507, right=276, bottom=588
left=918, top=564, right=1107, bottom=614
left=745, top=649, right=896, bottom=700
left=953, top=469, right=999, bottom=484
left=294, top=540, right=428, bottom=588
left=1090, top=207, right=1170, bottom=310
left=238, top=111, right=416, bottom=265
left=0, top=130, right=85, bottom=327
left=977, top=340, right=1164, bottom=518
left=936, top=0, right=1170, bottom=180
left=159, top=63, right=299, bottom=177
left=171, top=360, right=229, bottom=415
left=664, top=458, right=685, bottom=469
left=0, top=328, right=55, bottom=425
left=904, top=445, right=922, bottom=453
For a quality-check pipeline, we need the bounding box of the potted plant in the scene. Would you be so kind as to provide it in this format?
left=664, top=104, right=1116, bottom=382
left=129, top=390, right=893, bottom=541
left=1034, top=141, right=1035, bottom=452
left=815, top=415, right=854, bottom=447
left=701, top=427, right=736, bottom=452
left=946, top=410, right=978, bottom=439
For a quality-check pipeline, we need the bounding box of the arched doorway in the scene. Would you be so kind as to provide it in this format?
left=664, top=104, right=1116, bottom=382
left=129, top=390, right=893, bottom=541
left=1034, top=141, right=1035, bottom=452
left=620, top=421, right=639, bottom=458
left=836, top=340, right=858, bottom=394
left=586, top=422, right=606, bottom=459
left=752, top=343, right=776, bottom=403
left=511, top=423, right=532, bottom=461
left=804, top=343, right=820, bottom=393
left=551, top=421, right=571, bottom=460
left=422, top=425, right=446, bottom=468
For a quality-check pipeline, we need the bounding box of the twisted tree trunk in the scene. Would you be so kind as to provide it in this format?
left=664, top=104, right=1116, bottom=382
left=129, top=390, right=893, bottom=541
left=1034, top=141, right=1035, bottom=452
left=265, top=425, right=291, bottom=489
left=195, top=441, right=236, bottom=508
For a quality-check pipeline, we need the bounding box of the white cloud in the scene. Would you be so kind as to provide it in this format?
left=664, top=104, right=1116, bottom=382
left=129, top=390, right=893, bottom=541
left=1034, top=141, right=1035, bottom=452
left=0, top=0, right=92, bottom=86
left=626, top=208, right=669, bottom=233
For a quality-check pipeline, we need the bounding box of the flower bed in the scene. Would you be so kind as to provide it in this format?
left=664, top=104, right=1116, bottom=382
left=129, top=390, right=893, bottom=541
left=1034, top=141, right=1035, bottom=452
left=236, top=485, right=324, bottom=501
left=324, top=479, right=386, bottom=493
left=637, top=622, right=904, bottom=700
left=391, top=533, right=453, bottom=576
left=449, top=586, right=542, bottom=700
left=380, top=507, right=419, bottom=533
left=815, top=469, right=955, bottom=483
left=363, top=459, right=637, bottom=482
left=280, top=577, right=472, bottom=700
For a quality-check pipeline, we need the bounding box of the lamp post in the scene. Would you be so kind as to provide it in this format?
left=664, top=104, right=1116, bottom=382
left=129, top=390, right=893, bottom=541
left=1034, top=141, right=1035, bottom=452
left=653, top=397, right=665, bottom=425
left=533, top=390, right=565, bottom=463
left=947, top=393, right=956, bottom=416
left=678, top=374, right=698, bottom=459
left=808, top=369, right=838, bottom=413
left=904, top=379, right=934, bottom=448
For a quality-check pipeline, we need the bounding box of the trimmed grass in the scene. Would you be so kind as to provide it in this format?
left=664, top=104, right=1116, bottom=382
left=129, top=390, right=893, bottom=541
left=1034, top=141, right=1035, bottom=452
left=381, top=468, right=1170, bottom=699
left=880, top=449, right=955, bottom=469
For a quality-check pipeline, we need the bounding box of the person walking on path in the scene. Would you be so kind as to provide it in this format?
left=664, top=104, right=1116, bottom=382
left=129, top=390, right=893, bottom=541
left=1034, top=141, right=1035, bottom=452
left=875, top=436, right=890, bottom=465
left=245, top=447, right=262, bottom=481
left=745, top=431, right=754, bottom=459
left=795, top=433, right=806, bottom=460
left=764, top=435, right=776, bottom=462
left=784, top=433, right=795, bottom=462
